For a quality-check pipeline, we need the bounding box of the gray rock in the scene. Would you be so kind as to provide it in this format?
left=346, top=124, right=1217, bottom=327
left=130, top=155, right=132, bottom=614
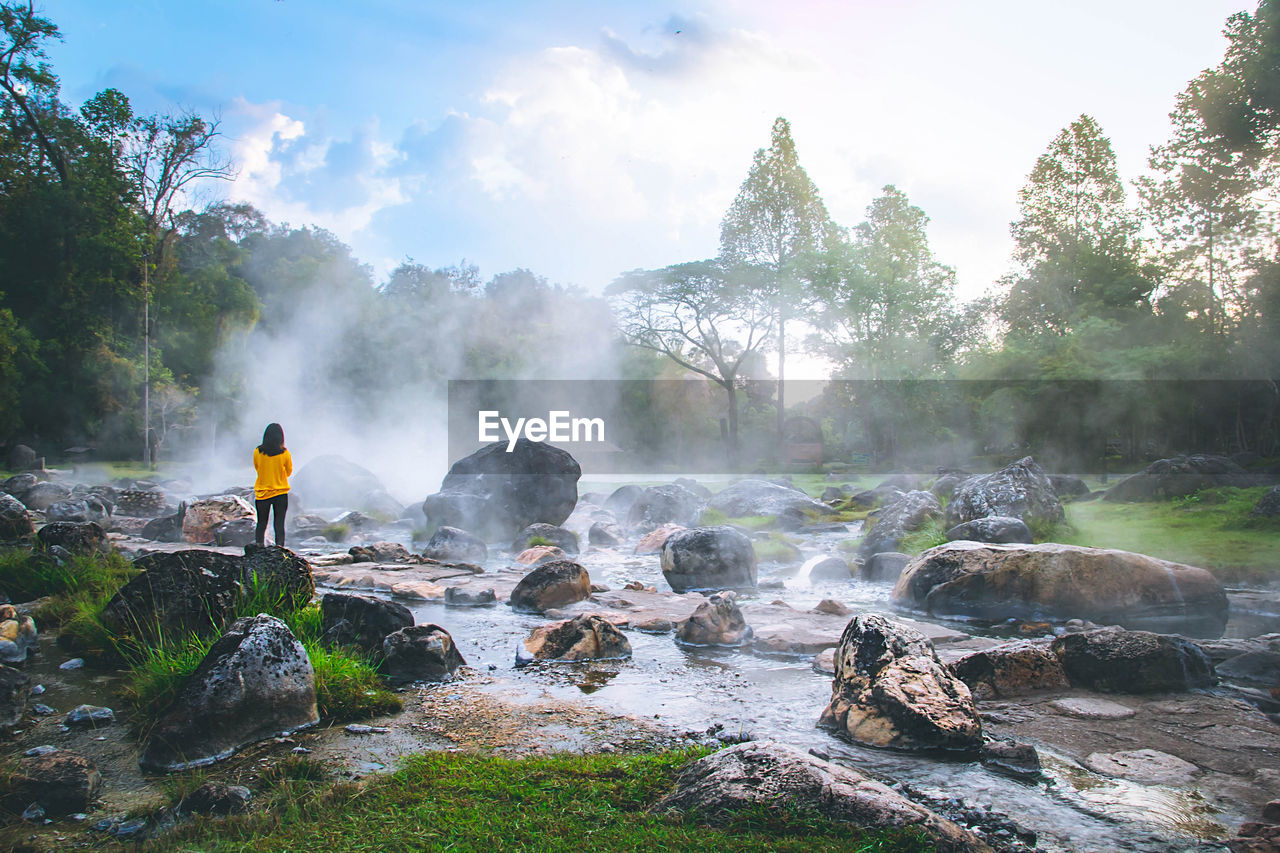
left=10, top=749, right=102, bottom=814
left=980, top=739, right=1042, bottom=780
left=64, top=705, right=114, bottom=727
left=23, top=481, right=71, bottom=511
left=0, top=493, right=34, bottom=541
left=517, top=613, right=632, bottom=665
left=292, top=455, right=386, bottom=509
left=212, top=518, right=257, bottom=547
left=603, top=485, right=645, bottom=518
left=511, top=523, right=579, bottom=555
left=36, top=521, right=109, bottom=555
left=3, top=472, right=38, bottom=502
left=861, top=551, right=911, bottom=583
left=805, top=555, right=851, bottom=581
left=7, top=444, right=37, bottom=471
left=320, top=593, right=413, bottom=656
left=706, top=479, right=832, bottom=531
left=950, top=640, right=1068, bottom=699
left=944, top=516, right=1033, bottom=545
left=0, top=664, right=31, bottom=728
left=1083, top=748, right=1201, bottom=786
left=1051, top=627, right=1215, bottom=693
left=1048, top=474, right=1090, bottom=500
left=1105, top=454, right=1261, bottom=502
left=421, top=526, right=488, bottom=564
left=1253, top=485, right=1280, bottom=518
left=509, top=560, right=591, bottom=614
left=860, top=491, right=942, bottom=557
left=444, top=587, right=497, bottom=607
left=381, top=624, right=466, bottom=683
left=177, top=781, right=252, bottom=816
left=947, top=456, right=1063, bottom=529
left=348, top=541, right=417, bottom=563
left=45, top=499, right=90, bottom=523
left=587, top=520, right=623, bottom=547
left=660, top=526, right=757, bottom=593
left=626, top=484, right=704, bottom=531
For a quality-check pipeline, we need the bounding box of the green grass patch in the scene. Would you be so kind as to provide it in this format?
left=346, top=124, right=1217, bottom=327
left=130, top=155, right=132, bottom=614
left=752, top=533, right=802, bottom=564
left=525, top=535, right=553, bottom=547
left=1060, top=487, right=1280, bottom=584
left=698, top=508, right=778, bottom=530
left=897, top=519, right=948, bottom=555
left=142, top=749, right=931, bottom=853
left=321, top=523, right=350, bottom=541
left=0, top=548, right=136, bottom=614
left=305, top=642, right=402, bottom=722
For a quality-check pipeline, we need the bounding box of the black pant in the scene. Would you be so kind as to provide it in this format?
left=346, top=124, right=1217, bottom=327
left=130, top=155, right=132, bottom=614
left=255, top=493, right=288, bottom=546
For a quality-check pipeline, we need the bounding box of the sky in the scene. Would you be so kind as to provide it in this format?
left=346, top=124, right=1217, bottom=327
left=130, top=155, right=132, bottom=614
left=44, top=0, right=1251, bottom=305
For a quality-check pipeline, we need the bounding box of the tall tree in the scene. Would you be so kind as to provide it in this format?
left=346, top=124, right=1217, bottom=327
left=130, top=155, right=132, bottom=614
left=719, top=117, right=837, bottom=445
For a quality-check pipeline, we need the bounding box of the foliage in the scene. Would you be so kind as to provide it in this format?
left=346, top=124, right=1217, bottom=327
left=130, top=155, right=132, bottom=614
left=752, top=533, right=802, bottom=564
left=0, top=547, right=135, bottom=605
left=896, top=519, right=947, bottom=555
left=697, top=508, right=778, bottom=530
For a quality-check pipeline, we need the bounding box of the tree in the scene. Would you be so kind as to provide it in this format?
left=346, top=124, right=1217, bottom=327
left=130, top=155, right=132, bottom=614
left=1187, top=2, right=1280, bottom=161
left=0, top=1, right=65, bottom=182
left=720, top=117, right=837, bottom=444
left=609, top=261, right=774, bottom=460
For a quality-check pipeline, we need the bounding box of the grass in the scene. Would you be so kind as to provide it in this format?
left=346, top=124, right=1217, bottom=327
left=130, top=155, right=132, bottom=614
left=897, top=519, right=948, bottom=555
left=321, top=523, right=350, bottom=541
left=526, top=534, right=554, bottom=547
left=0, top=548, right=136, bottom=616
left=141, top=749, right=932, bottom=853
left=752, top=533, right=802, bottom=564
left=697, top=508, right=778, bottom=530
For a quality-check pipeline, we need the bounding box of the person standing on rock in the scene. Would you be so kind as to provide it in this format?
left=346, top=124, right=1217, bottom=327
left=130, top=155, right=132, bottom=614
left=253, top=423, right=292, bottom=546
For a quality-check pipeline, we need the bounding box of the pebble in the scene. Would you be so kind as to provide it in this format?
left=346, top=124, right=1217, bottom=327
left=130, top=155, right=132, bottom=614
left=22, top=802, right=45, bottom=822
left=30, top=684, right=44, bottom=695
left=31, top=703, right=56, bottom=716
left=24, top=745, right=58, bottom=757
left=59, top=658, right=84, bottom=670
left=64, top=704, right=115, bottom=727
left=113, top=818, right=148, bottom=839
left=344, top=724, right=390, bottom=735
left=291, top=747, right=312, bottom=754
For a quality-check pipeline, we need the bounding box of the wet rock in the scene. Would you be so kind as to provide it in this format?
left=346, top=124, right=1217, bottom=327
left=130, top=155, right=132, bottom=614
left=292, top=454, right=385, bottom=509
left=0, top=492, right=34, bottom=540
left=805, top=555, right=851, bottom=580
left=893, top=541, right=1229, bottom=637
left=64, top=704, right=114, bottom=727
left=421, top=526, right=488, bottom=564
left=516, top=544, right=565, bottom=565
left=141, top=614, right=318, bottom=772
left=511, top=522, right=579, bottom=555
left=1232, top=822, right=1280, bottom=853
left=23, top=480, right=71, bottom=511
left=140, top=504, right=185, bottom=542
left=0, top=663, right=31, bottom=727
left=509, top=560, right=591, bottom=613
left=115, top=487, right=169, bottom=518
left=944, top=516, right=1033, bottom=545
left=444, top=587, right=497, bottom=607
left=36, top=521, right=109, bottom=555
left=860, top=490, right=942, bottom=557
left=181, top=495, right=255, bottom=544
left=1048, top=696, right=1136, bottom=719
left=320, top=593, right=413, bottom=655
left=980, top=739, right=1042, bottom=781
left=626, top=483, right=704, bottom=531
left=1048, top=474, right=1090, bottom=500
left=634, top=618, right=674, bottom=634
left=812, top=599, right=851, bottom=617
left=660, top=526, right=757, bottom=593
left=930, top=473, right=966, bottom=502
left=517, top=613, right=633, bottom=665
left=950, top=640, right=1068, bottom=699
left=44, top=498, right=89, bottom=523
left=819, top=614, right=981, bottom=751
left=813, top=647, right=837, bottom=675
left=655, top=740, right=991, bottom=853
left=177, top=781, right=252, bottom=816
left=603, top=484, right=645, bottom=518
left=212, top=518, right=257, bottom=547
left=1264, top=800, right=1280, bottom=824
left=1051, top=627, right=1215, bottom=692
left=389, top=580, right=445, bottom=601
left=707, top=479, right=832, bottom=531
left=11, top=749, right=102, bottom=814
left=0, top=605, right=38, bottom=664
left=674, top=477, right=713, bottom=500
left=588, top=520, right=624, bottom=547
left=240, top=545, right=315, bottom=608
left=348, top=541, right=417, bottom=563
left=423, top=439, right=581, bottom=540
left=7, top=443, right=37, bottom=471
left=634, top=523, right=685, bottom=554
left=946, top=456, right=1063, bottom=528
left=1083, top=748, right=1201, bottom=786
left=676, top=591, right=752, bottom=647
left=1105, top=454, right=1261, bottom=502
left=381, top=623, right=466, bottom=683
left=862, top=551, right=911, bottom=583
left=1253, top=486, right=1280, bottom=518
left=360, top=489, right=404, bottom=520
left=1217, top=650, right=1280, bottom=686
left=3, top=472, right=38, bottom=501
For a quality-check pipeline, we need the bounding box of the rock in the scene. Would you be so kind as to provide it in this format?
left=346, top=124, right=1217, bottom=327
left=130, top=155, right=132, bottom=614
left=0, top=663, right=31, bottom=727
left=182, top=495, right=255, bottom=544
left=603, top=485, right=645, bottom=518
left=706, top=479, right=832, bottom=530
left=320, top=593, right=413, bottom=655
left=980, top=739, right=1042, bottom=780
left=660, top=526, right=757, bottom=593
left=931, top=473, right=965, bottom=502
left=588, top=520, right=623, bottom=547
left=0, top=492, right=33, bottom=540
left=1083, top=748, right=1201, bottom=786
left=509, top=560, right=591, bottom=613
left=1217, top=650, right=1280, bottom=686
left=43, top=498, right=87, bottom=523
left=292, top=454, right=385, bottom=508
left=115, top=488, right=169, bottom=517
left=1048, top=474, right=1090, bottom=500
left=1051, top=627, right=1215, bottom=692
left=141, top=615, right=318, bottom=772
left=819, top=614, right=981, bottom=751
left=7, top=443, right=37, bottom=470
left=676, top=591, right=752, bottom=646
left=177, top=781, right=252, bottom=816
left=10, top=750, right=102, bottom=814
left=23, top=481, right=71, bottom=511
left=804, top=555, right=851, bottom=580
left=634, top=523, right=685, bottom=554
left=860, top=491, right=943, bottom=557
left=812, top=599, right=851, bottom=616
left=626, top=484, right=704, bottom=531
left=3, top=472, right=38, bottom=501
left=654, top=740, right=990, bottom=853
left=1048, top=696, right=1137, bottom=719
left=1253, top=486, right=1280, bottom=518
left=141, top=504, right=185, bottom=542
left=423, top=439, right=581, bottom=540
left=634, top=618, right=674, bottom=633
left=212, top=518, right=257, bottom=547
left=944, top=516, right=1033, bottom=545
left=381, top=624, right=465, bottom=682
left=444, top=587, right=497, bottom=607
left=946, top=456, right=1063, bottom=529
left=674, top=477, right=713, bottom=499
left=515, top=545, right=565, bottom=565
left=1105, top=454, right=1261, bottom=502
left=421, top=526, right=488, bottom=564
left=892, top=541, right=1229, bottom=637
left=348, top=541, right=417, bottom=563
left=36, top=521, right=109, bottom=554
left=813, top=647, right=837, bottom=675
left=64, top=705, right=114, bottom=727
left=330, top=510, right=377, bottom=532
left=950, top=640, right=1068, bottom=699
left=0, top=605, right=38, bottom=664
left=1232, top=821, right=1280, bottom=853
left=1264, top=800, right=1280, bottom=824
left=861, top=551, right=911, bottom=583
left=517, top=613, right=633, bottom=665
left=240, top=545, right=315, bottom=610
left=822, top=485, right=852, bottom=502
left=359, top=488, right=404, bottom=520
left=511, top=522, right=579, bottom=555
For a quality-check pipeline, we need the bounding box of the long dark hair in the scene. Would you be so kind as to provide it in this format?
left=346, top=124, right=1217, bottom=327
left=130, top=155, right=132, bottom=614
left=258, top=423, right=286, bottom=456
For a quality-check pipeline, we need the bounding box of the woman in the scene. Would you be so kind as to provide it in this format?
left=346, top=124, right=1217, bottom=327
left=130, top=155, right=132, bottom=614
left=253, top=422, right=293, bottom=546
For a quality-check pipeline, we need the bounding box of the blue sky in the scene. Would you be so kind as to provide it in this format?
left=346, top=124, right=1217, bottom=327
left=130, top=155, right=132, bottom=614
left=44, top=0, right=1251, bottom=302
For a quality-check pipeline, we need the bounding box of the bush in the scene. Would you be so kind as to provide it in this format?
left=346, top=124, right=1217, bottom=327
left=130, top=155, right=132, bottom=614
left=321, top=523, right=350, bottom=541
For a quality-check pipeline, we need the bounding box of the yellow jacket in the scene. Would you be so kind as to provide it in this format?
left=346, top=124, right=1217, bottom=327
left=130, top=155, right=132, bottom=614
left=253, top=448, right=293, bottom=500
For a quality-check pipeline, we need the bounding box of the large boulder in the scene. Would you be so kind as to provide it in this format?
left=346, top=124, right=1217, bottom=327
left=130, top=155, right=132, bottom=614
left=819, top=614, right=981, bottom=752
left=603, top=484, right=645, bottom=518
left=1049, top=474, right=1090, bottom=500
left=944, top=516, right=1033, bottom=545
left=240, top=545, right=315, bottom=610
left=706, top=479, right=832, bottom=530
left=141, top=614, right=318, bottom=772
left=859, top=491, right=942, bottom=558
left=36, top=521, right=109, bottom=554
left=320, top=593, right=413, bottom=655
left=509, top=560, right=591, bottom=613
left=660, top=526, right=757, bottom=593
left=626, top=484, right=704, bottom=532
left=7, top=444, right=37, bottom=471
left=588, top=520, right=623, bottom=547
left=10, top=749, right=102, bottom=814
left=1253, top=485, right=1280, bottom=518
left=1051, top=627, right=1215, bottom=693
left=949, top=639, right=1069, bottom=700
left=655, top=741, right=990, bottom=853
left=423, top=439, right=580, bottom=540
left=511, top=523, right=579, bottom=555
left=861, top=552, right=912, bottom=584
left=381, top=624, right=466, bottom=683
left=0, top=493, right=33, bottom=540
left=141, top=503, right=186, bottom=542
left=893, top=541, right=1229, bottom=637
left=292, top=454, right=385, bottom=509
left=212, top=518, right=257, bottom=547
left=634, top=523, right=685, bottom=554
left=182, top=495, right=255, bottom=544
left=676, top=591, right=752, bottom=646
left=1104, top=454, right=1261, bottom=502
left=421, top=526, right=488, bottom=563
left=22, top=480, right=71, bottom=511
left=0, top=663, right=30, bottom=727
left=2, top=472, right=38, bottom=502
left=945, top=456, right=1064, bottom=528
left=517, top=613, right=632, bottom=665
left=46, top=497, right=109, bottom=524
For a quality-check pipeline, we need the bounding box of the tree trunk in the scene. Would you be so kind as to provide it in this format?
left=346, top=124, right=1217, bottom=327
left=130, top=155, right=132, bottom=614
left=776, top=312, right=786, bottom=449
left=725, top=382, right=740, bottom=468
